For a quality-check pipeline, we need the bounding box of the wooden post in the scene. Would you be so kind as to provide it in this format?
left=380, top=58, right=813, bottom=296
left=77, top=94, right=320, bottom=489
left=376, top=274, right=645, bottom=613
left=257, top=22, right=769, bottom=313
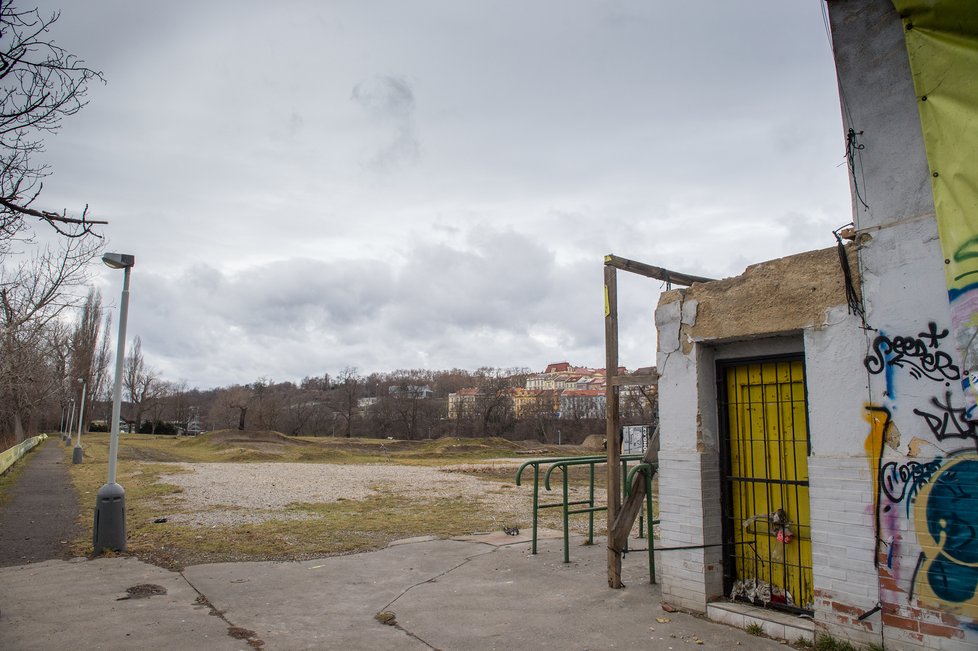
left=601, top=253, right=709, bottom=589
left=604, top=262, right=623, bottom=588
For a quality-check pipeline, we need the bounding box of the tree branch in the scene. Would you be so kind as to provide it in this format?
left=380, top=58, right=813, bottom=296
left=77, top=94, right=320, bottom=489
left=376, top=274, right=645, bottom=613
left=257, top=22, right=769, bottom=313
left=0, top=197, right=106, bottom=237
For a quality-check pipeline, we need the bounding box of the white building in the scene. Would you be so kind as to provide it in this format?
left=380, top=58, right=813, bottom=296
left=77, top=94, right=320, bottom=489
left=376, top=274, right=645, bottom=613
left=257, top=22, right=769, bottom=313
left=653, top=2, right=977, bottom=649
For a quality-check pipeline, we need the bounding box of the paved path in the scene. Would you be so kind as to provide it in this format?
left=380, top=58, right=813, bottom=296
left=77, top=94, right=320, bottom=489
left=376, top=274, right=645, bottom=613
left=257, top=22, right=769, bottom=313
left=0, top=536, right=800, bottom=651
left=0, top=437, right=83, bottom=567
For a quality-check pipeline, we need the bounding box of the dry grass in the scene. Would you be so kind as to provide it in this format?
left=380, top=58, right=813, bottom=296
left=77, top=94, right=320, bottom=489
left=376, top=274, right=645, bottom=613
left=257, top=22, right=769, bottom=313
left=65, top=431, right=644, bottom=570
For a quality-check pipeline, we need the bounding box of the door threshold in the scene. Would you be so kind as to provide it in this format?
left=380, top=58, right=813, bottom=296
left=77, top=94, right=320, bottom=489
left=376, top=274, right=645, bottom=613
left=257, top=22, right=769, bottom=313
left=707, top=600, right=814, bottom=643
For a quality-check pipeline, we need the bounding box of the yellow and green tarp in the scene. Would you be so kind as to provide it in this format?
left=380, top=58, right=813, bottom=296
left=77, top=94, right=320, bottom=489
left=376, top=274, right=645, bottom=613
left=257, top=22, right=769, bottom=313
left=892, top=1, right=978, bottom=417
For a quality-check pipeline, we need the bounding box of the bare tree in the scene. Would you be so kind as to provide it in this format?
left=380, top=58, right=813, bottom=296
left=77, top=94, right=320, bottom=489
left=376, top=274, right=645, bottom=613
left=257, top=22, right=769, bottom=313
left=144, top=380, right=173, bottom=433
left=0, top=5, right=108, bottom=442
left=382, top=372, right=438, bottom=440
left=164, top=380, right=189, bottom=429
left=123, top=335, right=160, bottom=430
left=0, top=5, right=106, bottom=246
left=330, top=367, right=362, bottom=438
left=518, top=390, right=560, bottom=443
left=214, top=385, right=253, bottom=431
left=0, top=240, right=99, bottom=441
left=89, top=310, right=112, bottom=420
left=250, top=377, right=286, bottom=431
left=207, top=386, right=250, bottom=431
left=67, top=287, right=103, bottom=429
left=282, top=386, right=328, bottom=436
left=473, top=367, right=520, bottom=438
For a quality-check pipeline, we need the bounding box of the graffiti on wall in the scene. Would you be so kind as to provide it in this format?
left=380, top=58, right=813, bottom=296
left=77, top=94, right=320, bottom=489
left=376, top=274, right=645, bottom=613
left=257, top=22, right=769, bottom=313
left=880, top=458, right=943, bottom=517
left=911, top=453, right=978, bottom=617
left=862, top=321, right=978, bottom=626
left=864, top=322, right=960, bottom=386
left=913, top=391, right=978, bottom=445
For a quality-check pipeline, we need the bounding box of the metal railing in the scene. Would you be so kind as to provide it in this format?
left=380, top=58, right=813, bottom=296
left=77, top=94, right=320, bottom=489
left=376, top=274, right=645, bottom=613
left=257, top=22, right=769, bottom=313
left=624, top=462, right=659, bottom=584
left=515, top=453, right=658, bottom=581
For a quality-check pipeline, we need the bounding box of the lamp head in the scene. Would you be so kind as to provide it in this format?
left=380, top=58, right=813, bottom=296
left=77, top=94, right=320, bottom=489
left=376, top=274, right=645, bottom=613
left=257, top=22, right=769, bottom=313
left=102, top=253, right=135, bottom=269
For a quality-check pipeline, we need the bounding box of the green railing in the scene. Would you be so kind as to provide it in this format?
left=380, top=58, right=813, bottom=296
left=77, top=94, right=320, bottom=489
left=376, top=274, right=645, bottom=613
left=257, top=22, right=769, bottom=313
left=515, top=453, right=657, bottom=581
left=0, top=433, right=48, bottom=475
left=624, top=462, right=659, bottom=584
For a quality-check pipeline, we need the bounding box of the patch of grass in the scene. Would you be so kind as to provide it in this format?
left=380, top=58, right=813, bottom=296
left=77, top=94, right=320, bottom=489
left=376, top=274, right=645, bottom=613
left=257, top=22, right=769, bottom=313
left=813, top=634, right=860, bottom=651
left=62, top=432, right=616, bottom=566
left=125, top=494, right=499, bottom=569
left=745, top=623, right=765, bottom=636
left=79, top=431, right=553, bottom=466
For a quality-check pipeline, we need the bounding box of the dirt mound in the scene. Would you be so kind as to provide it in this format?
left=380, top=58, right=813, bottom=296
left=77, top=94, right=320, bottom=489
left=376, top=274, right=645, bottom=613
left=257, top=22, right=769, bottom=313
left=581, top=434, right=606, bottom=451
left=197, top=430, right=312, bottom=447
left=420, top=437, right=523, bottom=454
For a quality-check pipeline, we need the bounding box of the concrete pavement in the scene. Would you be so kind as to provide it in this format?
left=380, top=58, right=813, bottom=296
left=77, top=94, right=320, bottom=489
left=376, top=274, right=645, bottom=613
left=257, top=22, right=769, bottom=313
left=0, top=532, right=800, bottom=651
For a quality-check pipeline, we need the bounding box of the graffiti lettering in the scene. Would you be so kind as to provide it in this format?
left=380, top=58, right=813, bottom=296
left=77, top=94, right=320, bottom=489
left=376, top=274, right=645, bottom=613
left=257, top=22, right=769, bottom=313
left=864, top=322, right=960, bottom=382
left=880, top=458, right=943, bottom=515
left=914, top=391, right=978, bottom=447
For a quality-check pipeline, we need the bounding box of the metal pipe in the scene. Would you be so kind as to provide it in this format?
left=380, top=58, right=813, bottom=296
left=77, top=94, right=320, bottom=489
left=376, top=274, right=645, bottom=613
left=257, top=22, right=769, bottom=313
left=106, top=265, right=131, bottom=485
left=66, top=399, right=76, bottom=445
left=562, top=465, right=570, bottom=562
left=588, top=463, right=595, bottom=544
left=531, top=465, right=539, bottom=554
left=73, top=380, right=87, bottom=464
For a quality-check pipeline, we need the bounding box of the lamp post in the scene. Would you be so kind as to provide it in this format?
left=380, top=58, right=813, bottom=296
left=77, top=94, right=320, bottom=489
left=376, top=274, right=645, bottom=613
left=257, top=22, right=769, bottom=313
left=73, top=378, right=87, bottom=464
left=65, top=398, right=76, bottom=445
left=93, top=252, right=134, bottom=553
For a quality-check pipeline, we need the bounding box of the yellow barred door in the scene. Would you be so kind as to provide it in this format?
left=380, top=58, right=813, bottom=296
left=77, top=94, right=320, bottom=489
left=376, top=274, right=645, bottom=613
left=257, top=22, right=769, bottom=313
left=723, top=359, right=813, bottom=612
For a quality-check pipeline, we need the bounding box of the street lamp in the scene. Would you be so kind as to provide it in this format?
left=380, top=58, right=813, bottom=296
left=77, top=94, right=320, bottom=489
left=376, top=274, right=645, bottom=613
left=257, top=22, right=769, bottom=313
left=65, top=398, right=76, bottom=445
left=73, top=378, right=87, bottom=464
left=93, top=252, right=134, bottom=553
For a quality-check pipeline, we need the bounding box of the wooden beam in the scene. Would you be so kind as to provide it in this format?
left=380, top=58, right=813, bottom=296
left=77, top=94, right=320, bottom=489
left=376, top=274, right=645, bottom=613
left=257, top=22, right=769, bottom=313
left=604, top=254, right=714, bottom=287
left=604, top=264, right=623, bottom=589
left=609, top=444, right=657, bottom=553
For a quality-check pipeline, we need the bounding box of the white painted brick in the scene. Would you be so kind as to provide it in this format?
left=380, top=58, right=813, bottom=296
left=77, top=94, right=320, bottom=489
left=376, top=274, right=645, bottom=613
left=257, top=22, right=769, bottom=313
left=812, top=532, right=875, bottom=554
left=938, top=637, right=976, bottom=651
left=816, top=564, right=848, bottom=581
left=809, top=487, right=874, bottom=503
left=816, top=543, right=848, bottom=558
left=814, top=509, right=875, bottom=526
left=662, top=584, right=707, bottom=606
left=678, top=524, right=705, bottom=538
left=828, top=578, right=876, bottom=599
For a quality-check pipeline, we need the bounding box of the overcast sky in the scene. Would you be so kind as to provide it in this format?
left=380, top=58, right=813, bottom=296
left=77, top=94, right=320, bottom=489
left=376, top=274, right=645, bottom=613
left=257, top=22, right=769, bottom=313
left=30, top=0, right=851, bottom=389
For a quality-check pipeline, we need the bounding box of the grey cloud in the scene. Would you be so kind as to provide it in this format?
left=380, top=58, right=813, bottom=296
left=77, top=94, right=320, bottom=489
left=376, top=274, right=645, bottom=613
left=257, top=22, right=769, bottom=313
left=124, top=226, right=607, bottom=387
left=41, top=1, right=853, bottom=387
left=352, top=75, right=416, bottom=120
left=352, top=74, right=420, bottom=171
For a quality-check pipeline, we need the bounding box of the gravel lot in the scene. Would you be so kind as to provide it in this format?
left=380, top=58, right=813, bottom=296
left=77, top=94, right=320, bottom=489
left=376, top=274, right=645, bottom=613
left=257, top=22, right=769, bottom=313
left=155, top=461, right=575, bottom=528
